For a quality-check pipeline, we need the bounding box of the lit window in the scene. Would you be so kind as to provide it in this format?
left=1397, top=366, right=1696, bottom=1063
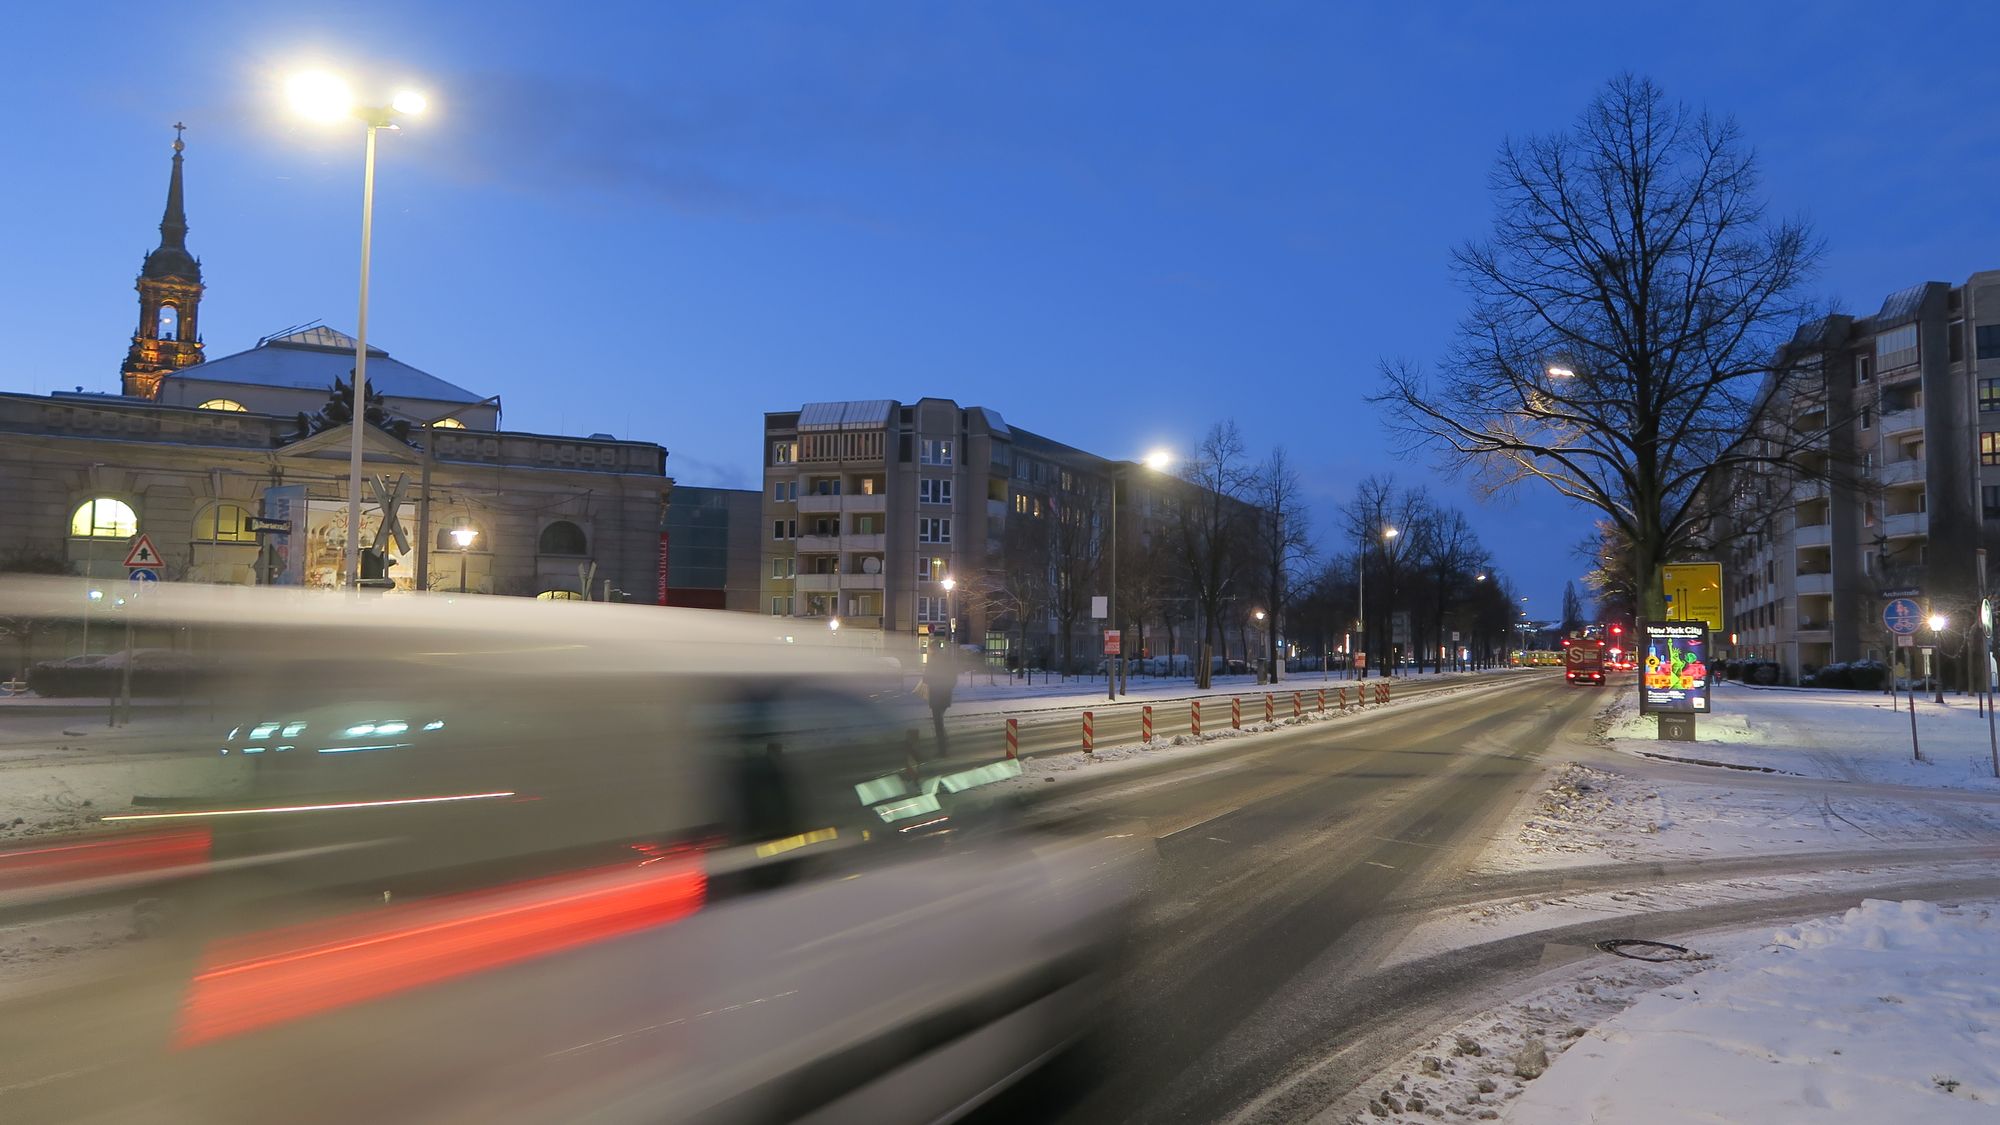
left=431, top=417, right=466, bottom=429
left=195, top=503, right=256, bottom=543
left=71, top=498, right=137, bottom=539
left=536, top=590, right=586, bottom=601
left=197, top=399, right=248, bottom=412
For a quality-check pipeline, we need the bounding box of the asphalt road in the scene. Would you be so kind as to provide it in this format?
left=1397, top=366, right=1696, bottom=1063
left=968, top=670, right=1595, bottom=1124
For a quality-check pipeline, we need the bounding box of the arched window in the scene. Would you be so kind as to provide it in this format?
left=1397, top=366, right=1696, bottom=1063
left=198, top=399, right=248, bottom=412
left=436, top=521, right=487, bottom=551
left=431, top=416, right=466, bottom=429
left=194, top=503, right=256, bottom=544
left=538, top=520, right=588, bottom=556
left=71, top=498, right=137, bottom=539
left=157, top=304, right=179, bottom=341
left=536, top=590, right=586, bottom=601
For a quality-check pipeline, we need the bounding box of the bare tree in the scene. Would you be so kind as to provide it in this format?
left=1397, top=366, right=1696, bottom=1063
left=1411, top=507, right=1485, bottom=671
left=1373, top=75, right=1820, bottom=618
left=1246, top=447, right=1316, bottom=682
left=1560, top=581, right=1585, bottom=636
left=1169, top=421, right=1252, bottom=688
left=991, top=512, right=1052, bottom=671
left=1046, top=490, right=1104, bottom=675
left=1577, top=519, right=1638, bottom=626
left=1341, top=476, right=1431, bottom=675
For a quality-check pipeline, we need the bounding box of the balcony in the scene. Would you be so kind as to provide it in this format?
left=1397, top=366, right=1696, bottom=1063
left=796, top=534, right=840, bottom=553
left=845, top=492, right=886, bottom=513
left=1882, top=511, right=1929, bottom=539
left=798, top=494, right=842, bottom=513
left=797, top=573, right=839, bottom=593
left=1794, top=523, right=1832, bottom=548
left=840, top=573, right=885, bottom=591
left=842, top=532, right=886, bottom=553
left=1880, top=408, right=1924, bottom=435
left=1795, top=572, right=1834, bottom=596
left=1796, top=620, right=1832, bottom=640
left=1791, top=479, right=1828, bottom=502
left=1877, top=458, right=1925, bottom=487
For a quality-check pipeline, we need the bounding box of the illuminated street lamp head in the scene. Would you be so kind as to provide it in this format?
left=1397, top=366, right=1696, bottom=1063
left=828, top=617, right=841, bottom=632
left=1929, top=613, right=1948, bottom=632
left=941, top=576, right=956, bottom=592
left=391, top=90, right=428, bottom=115
left=1546, top=365, right=1576, bottom=379
left=1382, top=527, right=1398, bottom=540
left=1253, top=609, right=1266, bottom=621
left=287, top=71, right=355, bottom=123
left=1475, top=573, right=1488, bottom=582
left=1142, top=449, right=1174, bottom=472
left=449, top=525, right=478, bottom=549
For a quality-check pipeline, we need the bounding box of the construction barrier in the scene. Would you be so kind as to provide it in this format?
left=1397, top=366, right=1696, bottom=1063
left=1142, top=705, right=1154, bottom=744
left=1264, top=694, right=1275, bottom=723
left=1190, top=700, right=1202, bottom=737
left=1292, top=692, right=1302, bottom=719
left=1005, top=717, right=1019, bottom=760
left=1317, top=688, right=1326, bottom=712
left=1231, top=697, right=1242, bottom=729
left=1083, top=711, right=1094, bottom=754
left=1337, top=686, right=1349, bottom=711
left=1376, top=683, right=1390, bottom=705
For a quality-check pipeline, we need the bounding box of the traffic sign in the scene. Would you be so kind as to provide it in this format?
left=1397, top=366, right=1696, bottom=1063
left=245, top=516, right=292, bottom=534
left=129, top=568, right=158, bottom=585
left=1884, top=597, right=1922, bottom=635
left=123, top=534, right=161, bottom=569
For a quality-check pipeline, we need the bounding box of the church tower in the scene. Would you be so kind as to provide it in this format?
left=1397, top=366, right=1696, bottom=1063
left=121, top=125, right=205, bottom=398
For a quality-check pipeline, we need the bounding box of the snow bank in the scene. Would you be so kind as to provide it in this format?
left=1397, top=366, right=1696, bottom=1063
left=1512, top=898, right=2000, bottom=1122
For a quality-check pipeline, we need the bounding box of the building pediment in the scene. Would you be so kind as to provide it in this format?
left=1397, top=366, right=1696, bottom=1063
left=275, top=423, right=423, bottom=465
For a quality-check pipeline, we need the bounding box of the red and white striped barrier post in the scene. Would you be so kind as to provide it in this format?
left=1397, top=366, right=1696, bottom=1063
left=1190, top=700, right=1202, bottom=736
left=1378, top=683, right=1390, bottom=705
left=1232, top=697, right=1242, bottom=729
left=1005, top=717, right=1019, bottom=760
left=1142, top=704, right=1154, bottom=744
left=1264, top=693, right=1274, bottom=723
left=1316, top=688, right=1326, bottom=713
left=1082, top=711, right=1094, bottom=754
left=1292, top=692, right=1302, bottom=719
left=1337, top=686, right=1348, bottom=711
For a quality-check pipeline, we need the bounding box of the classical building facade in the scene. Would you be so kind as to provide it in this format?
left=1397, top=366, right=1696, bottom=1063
left=1723, top=271, right=2000, bottom=682
left=0, top=131, right=672, bottom=602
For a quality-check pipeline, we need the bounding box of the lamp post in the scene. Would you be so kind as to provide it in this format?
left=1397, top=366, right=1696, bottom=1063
left=828, top=617, right=841, bottom=633
left=289, top=71, right=428, bottom=590
left=1929, top=613, right=1949, bottom=704
left=1357, top=525, right=1398, bottom=678
left=940, top=575, right=956, bottom=650
left=1109, top=449, right=1175, bottom=700
left=449, top=524, right=477, bottom=593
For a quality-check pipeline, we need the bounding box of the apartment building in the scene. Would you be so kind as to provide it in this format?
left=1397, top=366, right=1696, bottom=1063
left=1726, top=271, right=2000, bottom=682
left=761, top=399, right=1190, bottom=668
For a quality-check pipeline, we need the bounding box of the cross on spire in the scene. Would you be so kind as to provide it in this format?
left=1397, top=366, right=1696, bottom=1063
left=173, top=122, right=186, bottom=152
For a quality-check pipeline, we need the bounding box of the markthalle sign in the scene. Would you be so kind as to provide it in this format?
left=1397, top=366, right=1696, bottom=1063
left=1640, top=621, right=1711, bottom=715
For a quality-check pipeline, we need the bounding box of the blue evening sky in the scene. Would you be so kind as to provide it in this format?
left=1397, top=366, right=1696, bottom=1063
left=12, top=1, right=2000, bottom=617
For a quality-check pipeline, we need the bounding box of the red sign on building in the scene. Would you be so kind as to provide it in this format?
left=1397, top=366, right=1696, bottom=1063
left=656, top=531, right=669, bottom=606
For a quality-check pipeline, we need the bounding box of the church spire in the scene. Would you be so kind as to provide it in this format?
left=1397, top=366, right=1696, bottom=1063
left=122, top=126, right=207, bottom=398
left=157, top=123, right=189, bottom=254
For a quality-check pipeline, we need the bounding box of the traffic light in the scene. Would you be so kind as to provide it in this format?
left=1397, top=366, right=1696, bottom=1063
left=1610, top=624, right=1623, bottom=637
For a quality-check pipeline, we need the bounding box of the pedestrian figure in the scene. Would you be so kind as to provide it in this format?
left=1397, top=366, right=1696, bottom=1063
left=923, top=647, right=956, bottom=757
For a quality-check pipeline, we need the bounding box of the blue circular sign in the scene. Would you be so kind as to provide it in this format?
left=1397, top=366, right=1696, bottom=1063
left=1883, top=597, right=1922, bottom=635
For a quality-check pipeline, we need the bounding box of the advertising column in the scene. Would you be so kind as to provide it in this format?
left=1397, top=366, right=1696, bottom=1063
left=1641, top=621, right=1711, bottom=741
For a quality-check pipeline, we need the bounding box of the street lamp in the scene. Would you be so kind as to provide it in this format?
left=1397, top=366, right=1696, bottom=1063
left=289, top=69, right=428, bottom=590
left=940, top=575, right=956, bottom=649
left=449, top=524, right=477, bottom=593
left=1930, top=613, right=1949, bottom=703
left=1110, top=449, right=1175, bottom=699
left=1357, top=525, right=1398, bottom=679
left=828, top=617, right=841, bottom=632
left=1545, top=365, right=1576, bottom=380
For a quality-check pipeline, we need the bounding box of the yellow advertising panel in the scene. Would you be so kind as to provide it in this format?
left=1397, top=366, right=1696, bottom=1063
left=1661, top=561, right=1724, bottom=633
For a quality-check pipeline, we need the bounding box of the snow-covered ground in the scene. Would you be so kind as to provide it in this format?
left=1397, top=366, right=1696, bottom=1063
left=1331, top=899, right=2000, bottom=1124
left=937, top=667, right=1503, bottom=717
left=1605, top=682, right=2000, bottom=791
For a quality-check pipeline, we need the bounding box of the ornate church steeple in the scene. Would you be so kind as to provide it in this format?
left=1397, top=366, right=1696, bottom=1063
left=121, top=125, right=206, bottom=398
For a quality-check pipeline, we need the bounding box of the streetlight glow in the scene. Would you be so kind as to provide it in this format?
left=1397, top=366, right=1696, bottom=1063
left=1383, top=527, right=1398, bottom=540
left=1546, top=365, right=1576, bottom=379
left=828, top=617, right=841, bottom=632
left=941, top=576, right=956, bottom=592
left=391, top=90, right=428, bottom=115
left=287, top=71, right=355, bottom=123
left=1254, top=609, right=1266, bottom=621
left=1142, top=449, right=1174, bottom=472
left=449, top=526, right=478, bottom=549
left=1929, top=614, right=1949, bottom=632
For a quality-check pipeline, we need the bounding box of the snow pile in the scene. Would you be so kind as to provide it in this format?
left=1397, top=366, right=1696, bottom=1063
left=1510, top=764, right=1671, bottom=860
left=1605, top=684, right=2000, bottom=792
left=1512, top=899, right=2000, bottom=1122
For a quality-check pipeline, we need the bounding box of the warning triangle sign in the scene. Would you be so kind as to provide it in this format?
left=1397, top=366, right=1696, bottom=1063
left=124, top=534, right=162, bottom=569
